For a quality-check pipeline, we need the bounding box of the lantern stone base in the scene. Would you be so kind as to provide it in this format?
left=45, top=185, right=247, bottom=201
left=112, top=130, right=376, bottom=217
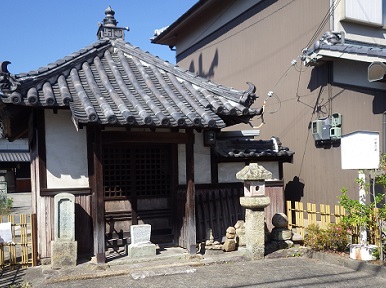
left=128, top=242, right=157, bottom=258
left=240, top=196, right=270, bottom=260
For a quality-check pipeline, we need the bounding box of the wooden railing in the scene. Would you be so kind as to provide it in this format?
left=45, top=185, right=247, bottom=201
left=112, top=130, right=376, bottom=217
left=0, top=214, right=37, bottom=268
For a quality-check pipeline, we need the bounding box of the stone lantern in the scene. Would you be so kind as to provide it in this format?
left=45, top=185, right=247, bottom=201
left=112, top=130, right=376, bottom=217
left=236, top=163, right=272, bottom=259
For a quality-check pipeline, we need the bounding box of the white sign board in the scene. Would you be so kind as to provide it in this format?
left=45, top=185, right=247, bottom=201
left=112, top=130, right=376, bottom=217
left=341, top=131, right=379, bottom=170
left=0, top=222, right=12, bottom=243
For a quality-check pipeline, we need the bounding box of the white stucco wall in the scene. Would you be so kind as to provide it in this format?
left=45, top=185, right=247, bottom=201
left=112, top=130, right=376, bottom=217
left=178, top=130, right=280, bottom=184
left=218, top=161, right=280, bottom=183
left=178, top=131, right=211, bottom=184
left=45, top=110, right=89, bottom=188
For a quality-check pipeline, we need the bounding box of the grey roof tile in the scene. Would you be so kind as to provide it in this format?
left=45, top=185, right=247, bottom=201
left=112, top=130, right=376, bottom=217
left=312, top=38, right=386, bottom=60
left=214, top=137, right=294, bottom=161
left=1, top=39, right=259, bottom=129
left=0, top=151, right=30, bottom=162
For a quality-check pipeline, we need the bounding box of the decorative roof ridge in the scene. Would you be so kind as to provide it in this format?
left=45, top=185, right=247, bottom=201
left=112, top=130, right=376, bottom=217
left=16, top=39, right=110, bottom=80
left=0, top=40, right=111, bottom=96
left=112, top=39, right=258, bottom=108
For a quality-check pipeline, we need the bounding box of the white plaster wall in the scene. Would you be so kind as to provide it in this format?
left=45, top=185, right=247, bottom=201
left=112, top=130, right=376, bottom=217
left=45, top=110, right=89, bottom=188
left=178, top=131, right=211, bottom=184
left=218, top=162, right=244, bottom=183
left=218, top=161, right=279, bottom=183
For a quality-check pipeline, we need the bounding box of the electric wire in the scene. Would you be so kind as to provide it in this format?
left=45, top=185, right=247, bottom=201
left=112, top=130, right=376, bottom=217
left=304, top=0, right=342, bottom=50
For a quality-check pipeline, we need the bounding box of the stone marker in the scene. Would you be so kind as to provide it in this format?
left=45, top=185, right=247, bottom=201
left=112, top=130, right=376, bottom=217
left=51, top=192, right=77, bottom=269
left=128, top=224, right=156, bottom=258
left=236, top=163, right=271, bottom=260
left=0, top=170, right=8, bottom=208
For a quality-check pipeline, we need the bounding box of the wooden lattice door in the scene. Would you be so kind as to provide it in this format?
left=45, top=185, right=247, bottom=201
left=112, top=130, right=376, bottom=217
left=103, top=143, right=175, bottom=245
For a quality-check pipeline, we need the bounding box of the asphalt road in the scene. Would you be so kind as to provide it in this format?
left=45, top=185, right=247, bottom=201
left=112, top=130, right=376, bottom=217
left=34, top=257, right=386, bottom=288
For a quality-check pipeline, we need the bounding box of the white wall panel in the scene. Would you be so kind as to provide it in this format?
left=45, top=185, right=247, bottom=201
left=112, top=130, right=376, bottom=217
left=45, top=110, right=89, bottom=188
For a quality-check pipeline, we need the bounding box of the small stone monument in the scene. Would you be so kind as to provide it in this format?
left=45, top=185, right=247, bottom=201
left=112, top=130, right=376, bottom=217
left=51, top=193, right=77, bottom=269
left=236, top=163, right=271, bottom=259
left=234, top=220, right=246, bottom=247
left=0, top=170, right=8, bottom=208
left=270, top=213, right=293, bottom=242
left=128, top=224, right=156, bottom=258
left=222, top=226, right=237, bottom=252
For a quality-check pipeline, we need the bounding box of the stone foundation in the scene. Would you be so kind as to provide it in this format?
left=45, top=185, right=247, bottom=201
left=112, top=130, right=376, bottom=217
left=51, top=240, right=77, bottom=269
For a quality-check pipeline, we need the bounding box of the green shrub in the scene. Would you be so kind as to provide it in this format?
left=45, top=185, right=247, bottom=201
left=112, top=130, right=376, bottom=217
left=304, top=224, right=326, bottom=251
left=304, top=222, right=349, bottom=252
left=325, top=222, right=349, bottom=252
left=0, top=196, right=13, bottom=215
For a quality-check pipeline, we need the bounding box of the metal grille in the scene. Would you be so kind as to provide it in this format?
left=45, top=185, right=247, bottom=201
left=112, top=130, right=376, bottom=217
left=103, top=144, right=171, bottom=198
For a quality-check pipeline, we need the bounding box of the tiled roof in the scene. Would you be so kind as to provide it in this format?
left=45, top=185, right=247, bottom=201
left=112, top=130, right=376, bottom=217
left=304, top=31, right=386, bottom=65
left=0, top=38, right=260, bottom=129
left=214, top=136, right=294, bottom=161
left=0, top=151, right=30, bottom=162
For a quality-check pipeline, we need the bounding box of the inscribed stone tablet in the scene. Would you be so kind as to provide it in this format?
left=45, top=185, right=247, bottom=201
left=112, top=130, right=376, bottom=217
left=130, top=224, right=151, bottom=244
left=54, top=193, right=75, bottom=241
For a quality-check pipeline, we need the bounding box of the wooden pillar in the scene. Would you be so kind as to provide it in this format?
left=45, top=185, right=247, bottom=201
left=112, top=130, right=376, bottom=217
left=185, top=129, right=196, bottom=254
left=88, top=126, right=105, bottom=263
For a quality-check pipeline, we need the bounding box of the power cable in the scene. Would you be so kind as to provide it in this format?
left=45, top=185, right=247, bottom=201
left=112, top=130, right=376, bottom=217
left=304, top=0, right=342, bottom=50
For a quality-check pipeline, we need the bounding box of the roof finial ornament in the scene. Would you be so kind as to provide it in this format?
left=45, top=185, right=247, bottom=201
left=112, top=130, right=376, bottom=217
left=97, top=6, right=129, bottom=40
left=103, top=6, right=118, bottom=27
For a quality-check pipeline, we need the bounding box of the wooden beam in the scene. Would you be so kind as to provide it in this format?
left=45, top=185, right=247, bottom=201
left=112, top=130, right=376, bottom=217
left=88, top=126, right=106, bottom=263
left=36, top=110, right=47, bottom=190
left=185, top=129, right=196, bottom=254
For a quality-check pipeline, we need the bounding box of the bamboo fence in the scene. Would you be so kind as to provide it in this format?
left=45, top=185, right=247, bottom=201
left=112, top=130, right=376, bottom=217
left=0, top=214, right=37, bottom=268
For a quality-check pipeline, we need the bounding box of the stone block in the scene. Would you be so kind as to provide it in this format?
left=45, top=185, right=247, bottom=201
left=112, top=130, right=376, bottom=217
left=51, top=240, right=77, bottom=269
left=222, top=238, right=237, bottom=252
left=128, top=243, right=157, bottom=258
left=270, top=228, right=292, bottom=241
left=240, top=196, right=270, bottom=210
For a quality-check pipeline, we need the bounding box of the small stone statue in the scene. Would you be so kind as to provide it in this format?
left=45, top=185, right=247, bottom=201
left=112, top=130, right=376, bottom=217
left=270, top=213, right=293, bottom=247
left=222, top=226, right=237, bottom=252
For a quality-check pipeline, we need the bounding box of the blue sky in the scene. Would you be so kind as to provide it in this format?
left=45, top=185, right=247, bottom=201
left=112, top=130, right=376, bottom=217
left=1, top=1, right=197, bottom=74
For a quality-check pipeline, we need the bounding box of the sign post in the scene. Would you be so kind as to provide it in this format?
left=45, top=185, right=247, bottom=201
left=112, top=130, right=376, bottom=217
left=341, top=131, right=380, bottom=244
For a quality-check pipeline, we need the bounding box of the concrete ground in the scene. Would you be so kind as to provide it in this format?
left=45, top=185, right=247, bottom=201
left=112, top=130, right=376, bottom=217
left=15, top=247, right=386, bottom=288
left=8, top=192, right=32, bottom=214
left=4, top=194, right=386, bottom=287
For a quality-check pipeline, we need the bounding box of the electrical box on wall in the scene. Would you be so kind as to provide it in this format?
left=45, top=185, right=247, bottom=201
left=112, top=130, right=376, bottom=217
left=312, top=117, right=331, bottom=141
left=331, top=113, right=342, bottom=127
left=330, top=127, right=341, bottom=140
left=312, top=112, right=342, bottom=145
